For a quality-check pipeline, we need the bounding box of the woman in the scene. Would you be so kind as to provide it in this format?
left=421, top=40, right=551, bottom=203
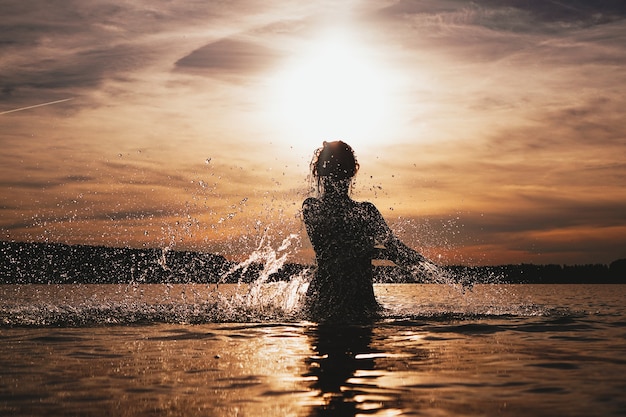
left=302, top=141, right=427, bottom=322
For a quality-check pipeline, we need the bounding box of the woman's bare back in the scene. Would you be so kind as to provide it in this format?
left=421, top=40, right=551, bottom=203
left=302, top=195, right=382, bottom=321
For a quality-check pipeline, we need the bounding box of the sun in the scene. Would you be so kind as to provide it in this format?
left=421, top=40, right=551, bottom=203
left=269, top=29, right=401, bottom=153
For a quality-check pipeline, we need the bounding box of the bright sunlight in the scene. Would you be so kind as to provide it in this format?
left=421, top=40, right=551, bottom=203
left=269, top=29, right=402, bottom=152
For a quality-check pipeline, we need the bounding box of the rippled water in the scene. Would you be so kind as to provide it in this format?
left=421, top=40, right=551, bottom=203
left=1, top=284, right=625, bottom=416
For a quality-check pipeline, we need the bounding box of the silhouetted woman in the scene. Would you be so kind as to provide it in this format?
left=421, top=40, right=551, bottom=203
left=303, top=141, right=427, bottom=322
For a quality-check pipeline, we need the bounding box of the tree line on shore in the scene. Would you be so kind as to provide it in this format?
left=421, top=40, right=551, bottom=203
left=1, top=241, right=624, bottom=284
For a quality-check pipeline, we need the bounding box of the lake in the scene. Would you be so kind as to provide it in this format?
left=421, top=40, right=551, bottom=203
left=1, top=283, right=625, bottom=416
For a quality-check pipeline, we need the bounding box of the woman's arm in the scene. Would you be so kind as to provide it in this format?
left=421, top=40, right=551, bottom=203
left=386, top=235, right=426, bottom=266
left=363, top=202, right=427, bottom=267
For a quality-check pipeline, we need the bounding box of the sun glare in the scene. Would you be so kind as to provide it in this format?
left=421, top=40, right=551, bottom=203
left=269, top=30, right=400, bottom=152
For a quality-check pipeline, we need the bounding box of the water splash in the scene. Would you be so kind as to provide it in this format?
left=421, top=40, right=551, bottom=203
left=222, top=232, right=298, bottom=284
left=397, top=260, right=478, bottom=294
left=221, top=231, right=311, bottom=318
left=0, top=281, right=577, bottom=327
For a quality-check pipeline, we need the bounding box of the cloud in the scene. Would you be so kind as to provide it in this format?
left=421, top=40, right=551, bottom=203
left=175, top=38, right=284, bottom=76
left=392, top=200, right=626, bottom=265
left=1, top=46, right=138, bottom=96
left=377, top=0, right=626, bottom=29
left=479, top=0, right=626, bottom=25
left=0, top=0, right=286, bottom=104
left=471, top=197, right=626, bottom=235
left=366, top=0, right=626, bottom=68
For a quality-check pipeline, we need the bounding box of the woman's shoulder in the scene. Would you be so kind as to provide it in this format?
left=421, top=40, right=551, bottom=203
left=355, top=200, right=379, bottom=213
left=302, top=197, right=323, bottom=217
left=303, top=197, right=320, bottom=209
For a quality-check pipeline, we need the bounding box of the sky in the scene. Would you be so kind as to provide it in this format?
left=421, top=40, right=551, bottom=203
left=1, top=0, right=625, bottom=266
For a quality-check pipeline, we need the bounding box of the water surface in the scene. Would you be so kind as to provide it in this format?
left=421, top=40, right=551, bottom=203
left=1, top=284, right=625, bottom=416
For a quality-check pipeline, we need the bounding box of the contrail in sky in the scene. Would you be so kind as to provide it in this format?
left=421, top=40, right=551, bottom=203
left=0, top=98, right=74, bottom=115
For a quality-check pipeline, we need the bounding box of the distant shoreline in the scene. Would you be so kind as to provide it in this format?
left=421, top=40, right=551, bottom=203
left=1, top=241, right=624, bottom=285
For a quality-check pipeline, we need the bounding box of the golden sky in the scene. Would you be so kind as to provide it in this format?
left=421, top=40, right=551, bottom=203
left=1, top=0, right=625, bottom=265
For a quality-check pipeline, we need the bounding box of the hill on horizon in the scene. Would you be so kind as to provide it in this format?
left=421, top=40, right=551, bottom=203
left=1, top=241, right=624, bottom=284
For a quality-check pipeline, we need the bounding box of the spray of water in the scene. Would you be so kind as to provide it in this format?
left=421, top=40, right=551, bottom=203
left=220, top=230, right=311, bottom=318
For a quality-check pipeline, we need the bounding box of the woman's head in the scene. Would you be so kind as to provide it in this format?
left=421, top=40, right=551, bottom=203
left=312, top=141, right=359, bottom=180
left=310, top=141, right=359, bottom=195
